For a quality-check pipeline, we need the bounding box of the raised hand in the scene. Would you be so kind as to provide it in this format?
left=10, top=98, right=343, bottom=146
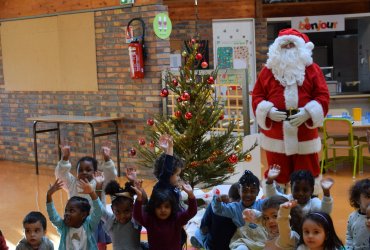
left=268, top=107, right=287, bottom=122
left=321, top=177, right=334, bottom=197
left=280, top=200, right=298, bottom=209
left=101, top=141, right=112, bottom=162
left=77, top=179, right=94, bottom=195
left=182, top=183, right=195, bottom=199
left=158, top=134, right=173, bottom=155
left=131, top=182, right=143, bottom=201
left=125, top=167, right=138, bottom=183
left=266, top=164, right=281, bottom=184
left=60, top=139, right=71, bottom=161
left=242, top=209, right=256, bottom=223
left=94, top=171, right=105, bottom=189
left=47, top=179, right=64, bottom=202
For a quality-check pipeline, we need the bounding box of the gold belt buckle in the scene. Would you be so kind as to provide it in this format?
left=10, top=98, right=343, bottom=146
left=288, top=108, right=294, bottom=117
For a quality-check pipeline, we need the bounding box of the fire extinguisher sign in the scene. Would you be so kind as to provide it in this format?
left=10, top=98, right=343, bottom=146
left=153, top=13, right=172, bottom=39
left=120, top=0, right=134, bottom=4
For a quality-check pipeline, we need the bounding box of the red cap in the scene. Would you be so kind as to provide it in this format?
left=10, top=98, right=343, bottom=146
left=278, top=28, right=310, bottom=43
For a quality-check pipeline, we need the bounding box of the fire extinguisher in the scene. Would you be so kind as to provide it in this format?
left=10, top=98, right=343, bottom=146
left=127, top=18, right=146, bottom=79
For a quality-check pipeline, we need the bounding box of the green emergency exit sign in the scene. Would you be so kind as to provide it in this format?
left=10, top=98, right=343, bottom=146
left=120, top=0, right=134, bottom=4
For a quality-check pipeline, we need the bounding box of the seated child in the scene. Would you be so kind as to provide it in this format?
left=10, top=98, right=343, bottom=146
left=297, top=212, right=344, bottom=250
left=97, top=167, right=148, bottom=250
left=191, top=182, right=241, bottom=250
left=265, top=166, right=333, bottom=215
left=211, top=170, right=264, bottom=228
left=232, top=196, right=302, bottom=250
left=16, top=211, right=54, bottom=250
left=46, top=178, right=103, bottom=250
left=132, top=183, right=197, bottom=250
left=55, top=142, right=116, bottom=249
left=346, top=178, right=370, bottom=250
left=0, top=230, right=9, bottom=250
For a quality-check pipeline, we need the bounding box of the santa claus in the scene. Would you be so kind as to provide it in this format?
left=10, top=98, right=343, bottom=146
left=252, top=28, right=330, bottom=189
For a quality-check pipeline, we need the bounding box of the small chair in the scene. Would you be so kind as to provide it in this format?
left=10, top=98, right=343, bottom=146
left=358, top=129, right=370, bottom=173
left=321, top=118, right=360, bottom=178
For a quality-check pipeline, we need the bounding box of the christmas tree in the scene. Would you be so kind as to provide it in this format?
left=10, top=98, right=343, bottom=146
left=130, top=39, right=257, bottom=188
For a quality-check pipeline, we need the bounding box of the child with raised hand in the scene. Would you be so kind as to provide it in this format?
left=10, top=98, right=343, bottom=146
left=55, top=141, right=116, bottom=249
left=94, top=168, right=148, bottom=250
left=16, top=211, right=54, bottom=250
left=346, top=178, right=370, bottom=250
left=46, top=178, right=103, bottom=250
left=265, top=165, right=333, bottom=215
left=191, top=182, right=241, bottom=250
left=211, top=170, right=264, bottom=228
left=298, top=212, right=344, bottom=250
left=153, top=134, right=185, bottom=206
left=231, top=196, right=302, bottom=250
left=132, top=182, right=197, bottom=250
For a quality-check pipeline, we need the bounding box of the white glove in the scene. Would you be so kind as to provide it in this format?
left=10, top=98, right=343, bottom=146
left=289, top=108, right=310, bottom=127
left=267, top=107, right=287, bottom=122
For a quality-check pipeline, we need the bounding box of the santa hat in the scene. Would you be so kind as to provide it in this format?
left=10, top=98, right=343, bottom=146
left=276, top=28, right=314, bottom=51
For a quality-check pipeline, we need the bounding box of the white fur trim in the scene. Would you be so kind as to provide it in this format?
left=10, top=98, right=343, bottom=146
left=306, top=42, right=314, bottom=50
left=304, top=100, right=324, bottom=128
left=259, top=133, right=322, bottom=155
left=284, top=84, right=298, bottom=109
left=256, top=101, right=274, bottom=130
left=283, top=121, right=299, bottom=155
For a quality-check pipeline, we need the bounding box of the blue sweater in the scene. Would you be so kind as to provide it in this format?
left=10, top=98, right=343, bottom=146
left=46, top=198, right=103, bottom=250
left=211, top=196, right=264, bottom=227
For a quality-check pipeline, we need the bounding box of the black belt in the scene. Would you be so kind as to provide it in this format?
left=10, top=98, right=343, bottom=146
left=278, top=108, right=299, bottom=120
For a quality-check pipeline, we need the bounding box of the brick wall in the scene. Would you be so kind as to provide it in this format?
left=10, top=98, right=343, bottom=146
left=255, top=18, right=268, bottom=74
left=0, top=5, right=169, bottom=176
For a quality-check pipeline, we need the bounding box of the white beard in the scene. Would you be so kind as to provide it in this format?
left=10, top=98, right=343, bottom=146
left=266, top=39, right=313, bottom=87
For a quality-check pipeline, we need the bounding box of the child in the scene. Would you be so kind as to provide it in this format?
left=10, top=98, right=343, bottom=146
left=152, top=134, right=185, bottom=206
left=55, top=142, right=116, bottom=249
left=211, top=170, right=265, bottom=228
left=16, top=211, right=54, bottom=250
left=233, top=196, right=302, bottom=250
left=132, top=183, right=197, bottom=250
left=46, top=178, right=103, bottom=250
left=298, top=212, right=344, bottom=250
left=346, top=178, right=370, bottom=250
left=0, top=230, right=9, bottom=250
left=366, top=204, right=370, bottom=231
left=265, top=165, right=333, bottom=215
left=97, top=167, right=148, bottom=250
left=191, top=182, right=241, bottom=250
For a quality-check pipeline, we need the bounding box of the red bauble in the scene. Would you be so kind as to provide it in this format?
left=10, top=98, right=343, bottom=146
left=219, top=114, right=224, bottom=120
left=184, top=112, right=193, bottom=120
left=149, top=140, right=155, bottom=148
left=228, top=154, right=238, bottom=164
left=138, top=138, right=145, bottom=146
left=191, top=38, right=196, bottom=44
left=181, top=92, right=190, bottom=101
left=160, top=88, right=169, bottom=97
left=201, top=61, right=208, bottom=69
left=177, top=97, right=182, bottom=103
left=207, top=76, right=215, bottom=85
left=174, top=110, right=182, bottom=118
left=215, top=189, right=220, bottom=195
left=129, top=148, right=136, bottom=156
left=146, top=119, right=154, bottom=126
left=195, top=53, right=203, bottom=61
left=172, top=79, right=178, bottom=87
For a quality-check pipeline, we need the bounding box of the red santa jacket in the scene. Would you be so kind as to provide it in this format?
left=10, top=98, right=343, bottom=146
left=252, top=63, right=329, bottom=156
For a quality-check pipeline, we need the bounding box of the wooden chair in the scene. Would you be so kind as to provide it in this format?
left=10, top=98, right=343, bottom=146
left=321, top=118, right=360, bottom=178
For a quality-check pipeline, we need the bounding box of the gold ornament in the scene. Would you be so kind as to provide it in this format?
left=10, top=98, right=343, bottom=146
left=182, top=50, right=188, bottom=57
left=244, top=153, right=252, bottom=162
left=234, top=144, right=242, bottom=152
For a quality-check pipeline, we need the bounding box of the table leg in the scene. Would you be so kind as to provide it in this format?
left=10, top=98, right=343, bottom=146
left=89, top=123, right=96, bottom=159
left=33, top=121, right=39, bottom=175
left=113, top=121, right=121, bottom=176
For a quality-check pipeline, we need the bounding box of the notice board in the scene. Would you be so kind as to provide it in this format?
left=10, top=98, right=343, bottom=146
left=1, top=12, right=98, bottom=91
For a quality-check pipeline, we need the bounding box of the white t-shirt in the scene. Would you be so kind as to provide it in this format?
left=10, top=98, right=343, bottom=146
left=66, top=226, right=87, bottom=250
